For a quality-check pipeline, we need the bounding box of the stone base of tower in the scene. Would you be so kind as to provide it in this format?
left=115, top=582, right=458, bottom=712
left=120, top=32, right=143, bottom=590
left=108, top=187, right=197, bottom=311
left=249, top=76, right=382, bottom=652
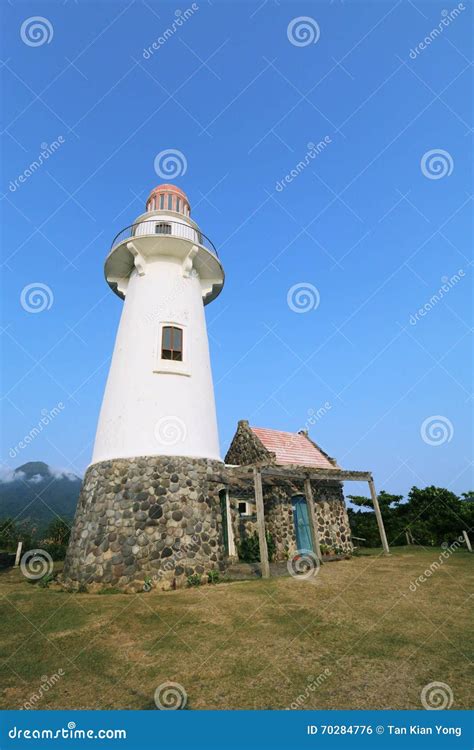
left=62, top=456, right=227, bottom=592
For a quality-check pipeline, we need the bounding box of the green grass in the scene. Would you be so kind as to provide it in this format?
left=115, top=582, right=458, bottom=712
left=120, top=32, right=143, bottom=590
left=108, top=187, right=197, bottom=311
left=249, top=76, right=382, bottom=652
left=0, top=546, right=472, bottom=710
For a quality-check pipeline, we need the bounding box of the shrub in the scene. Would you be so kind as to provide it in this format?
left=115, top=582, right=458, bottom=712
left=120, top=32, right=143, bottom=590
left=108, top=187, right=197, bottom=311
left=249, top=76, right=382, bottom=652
left=207, top=569, right=219, bottom=584
left=237, top=531, right=276, bottom=563
left=186, top=574, right=202, bottom=587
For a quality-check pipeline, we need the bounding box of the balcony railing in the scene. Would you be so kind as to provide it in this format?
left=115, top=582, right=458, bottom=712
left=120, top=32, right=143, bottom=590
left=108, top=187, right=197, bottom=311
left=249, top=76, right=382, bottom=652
left=110, top=220, right=219, bottom=258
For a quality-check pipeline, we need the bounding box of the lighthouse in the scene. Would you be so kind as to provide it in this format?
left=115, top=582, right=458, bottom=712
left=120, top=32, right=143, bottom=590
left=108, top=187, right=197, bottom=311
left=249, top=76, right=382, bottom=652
left=63, top=185, right=228, bottom=591
left=93, top=184, right=224, bottom=463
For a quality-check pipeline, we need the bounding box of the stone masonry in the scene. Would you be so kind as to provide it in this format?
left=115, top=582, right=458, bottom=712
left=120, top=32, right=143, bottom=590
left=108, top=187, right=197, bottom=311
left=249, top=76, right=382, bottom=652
left=63, top=456, right=226, bottom=591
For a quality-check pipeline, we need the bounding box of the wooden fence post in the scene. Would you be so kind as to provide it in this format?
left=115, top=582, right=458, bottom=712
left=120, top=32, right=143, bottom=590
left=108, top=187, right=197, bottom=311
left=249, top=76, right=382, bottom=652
left=462, top=530, right=472, bottom=552
left=368, top=477, right=390, bottom=555
left=253, top=467, right=270, bottom=578
left=14, top=541, right=23, bottom=567
left=304, top=477, right=322, bottom=562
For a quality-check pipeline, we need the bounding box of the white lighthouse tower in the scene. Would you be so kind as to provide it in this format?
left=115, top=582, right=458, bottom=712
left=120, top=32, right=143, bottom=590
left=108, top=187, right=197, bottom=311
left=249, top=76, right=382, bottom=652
left=64, top=185, right=228, bottom=591
left=92, top=184, right=224, bottom=463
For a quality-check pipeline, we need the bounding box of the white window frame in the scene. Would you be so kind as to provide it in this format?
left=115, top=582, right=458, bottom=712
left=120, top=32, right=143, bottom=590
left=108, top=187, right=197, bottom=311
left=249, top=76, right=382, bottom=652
left=154, top=321, right=190, bottom=377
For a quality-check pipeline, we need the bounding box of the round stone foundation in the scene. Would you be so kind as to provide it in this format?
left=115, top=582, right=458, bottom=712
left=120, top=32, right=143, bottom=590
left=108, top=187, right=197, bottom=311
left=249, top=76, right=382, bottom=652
left=62, top=456, right=226, bottom=592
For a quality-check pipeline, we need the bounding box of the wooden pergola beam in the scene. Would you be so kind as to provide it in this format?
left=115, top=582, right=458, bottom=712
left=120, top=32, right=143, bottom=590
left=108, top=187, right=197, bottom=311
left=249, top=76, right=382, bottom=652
left=224, top=462, right=391, bottom=559
left=226, top=463, right=372, bottom=483
left=368, top=476, right=390, bottom=555
left=253, top=467, right=270, bottom=578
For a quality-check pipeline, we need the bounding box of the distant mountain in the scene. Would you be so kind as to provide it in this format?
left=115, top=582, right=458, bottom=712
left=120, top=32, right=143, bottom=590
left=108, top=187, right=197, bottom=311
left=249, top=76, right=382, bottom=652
left=0, top=462, right=82, bottom=530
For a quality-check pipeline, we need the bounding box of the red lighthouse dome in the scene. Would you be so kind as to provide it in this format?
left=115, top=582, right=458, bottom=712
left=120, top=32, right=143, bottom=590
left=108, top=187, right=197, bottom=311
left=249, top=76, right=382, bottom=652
left=146, top=184, right=190, bottom=216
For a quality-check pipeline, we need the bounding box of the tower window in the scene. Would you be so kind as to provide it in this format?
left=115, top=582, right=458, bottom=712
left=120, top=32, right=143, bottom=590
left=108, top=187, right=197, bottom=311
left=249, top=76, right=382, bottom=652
left=162, top=326, right=183, bottom=361
left=160, top=194, right=164, bottom=209
left=168, top=194, right=173, bottom=210
left=176, top=198, right=180, bottom=212
left=155, top=223, right=171, bottom=235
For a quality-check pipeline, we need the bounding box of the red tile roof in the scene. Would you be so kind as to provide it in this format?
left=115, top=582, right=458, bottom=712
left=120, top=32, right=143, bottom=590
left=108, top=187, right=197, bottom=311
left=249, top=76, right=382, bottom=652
left=250, top=427, right=335, bottom=469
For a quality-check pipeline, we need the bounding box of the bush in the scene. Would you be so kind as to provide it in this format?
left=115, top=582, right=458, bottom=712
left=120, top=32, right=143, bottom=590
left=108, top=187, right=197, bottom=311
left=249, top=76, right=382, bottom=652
left=237, top=531, right=276, bottom=563
left=207, top=569, right=219, bottom=584
left=186, top=574, right=202, bottom=587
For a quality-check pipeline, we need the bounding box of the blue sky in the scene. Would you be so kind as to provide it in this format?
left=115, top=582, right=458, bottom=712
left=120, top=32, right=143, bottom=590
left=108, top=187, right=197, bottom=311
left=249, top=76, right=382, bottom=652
left=1, top=0, right=472, bottom=499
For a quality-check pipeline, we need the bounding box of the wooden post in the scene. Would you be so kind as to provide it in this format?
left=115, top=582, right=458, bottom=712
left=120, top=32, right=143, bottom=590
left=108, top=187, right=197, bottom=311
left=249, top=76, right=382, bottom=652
left=368, top=477, right=390, bottom=555
left=405, top=531, right=411, bottom=545
left=253, top=467, right=270, bottom=578
left=462, top=530, right=472, bottom=552
left=14, top=541, right=23, bottom=567
left=304, top=477, right=322, bottom=561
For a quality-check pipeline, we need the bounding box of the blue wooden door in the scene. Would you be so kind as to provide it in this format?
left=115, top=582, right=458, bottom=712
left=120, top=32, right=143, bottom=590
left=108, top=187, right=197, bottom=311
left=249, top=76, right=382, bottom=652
left=292, top=496, right=314, bottom=552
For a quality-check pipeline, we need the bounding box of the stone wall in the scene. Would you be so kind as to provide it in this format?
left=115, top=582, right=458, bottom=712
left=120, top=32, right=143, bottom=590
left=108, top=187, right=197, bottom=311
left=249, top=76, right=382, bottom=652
left=63, top=456, right=227, bottom=592
left=227, top=478, right=352, bottom=561
left=63, top=456, right=353, bottom=591
left=224, top=420, right=273, bottom=465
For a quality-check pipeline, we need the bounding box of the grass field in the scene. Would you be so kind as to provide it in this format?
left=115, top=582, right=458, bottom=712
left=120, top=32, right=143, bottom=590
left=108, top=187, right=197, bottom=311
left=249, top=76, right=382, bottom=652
left=0, top=547, right=472, bottom=710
